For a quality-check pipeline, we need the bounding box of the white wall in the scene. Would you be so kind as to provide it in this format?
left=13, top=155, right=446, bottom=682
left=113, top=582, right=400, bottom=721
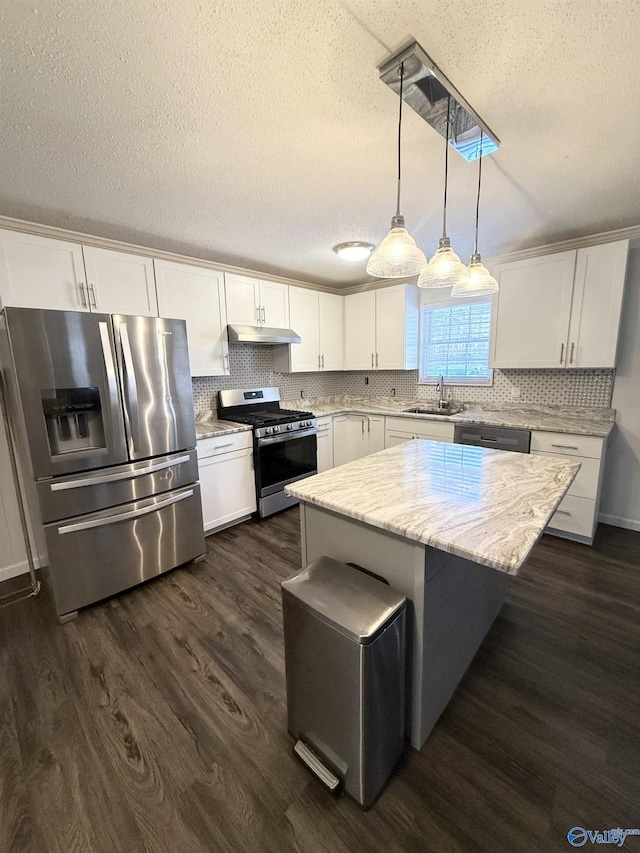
left=600, top=247, right=640, bottom=531
left=0, top=391, right=31, bottom=581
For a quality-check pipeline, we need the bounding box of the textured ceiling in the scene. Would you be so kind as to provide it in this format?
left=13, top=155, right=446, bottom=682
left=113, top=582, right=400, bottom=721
left=1, top=1, right=640, bottom=286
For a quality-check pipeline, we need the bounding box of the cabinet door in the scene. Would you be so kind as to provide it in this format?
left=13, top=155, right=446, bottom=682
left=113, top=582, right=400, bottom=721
left=490, top=251, right=576, bottom=368
left=375, top=284, right=419, bottom=370
left=318, top=292, right=344, bottom=370
left=260, top=280, right=289, bottom=328
left=225, top=274, right=261, bottom=325
left=567, top=241, right=629, bottom=368
left=345, top=291, right=376, bottom=370
left=385, top=430, right=412, bottom=448
left=155, top=260, right=229, bottom=376
left=316, top=418, right=334, bottom=473
left=83, top=247, right=158, bottom=316
left=199, top=449, right=256, bottom=533
left=365, top=415, right=385, bottom=454
left=288, top=287, right=320, bottom=371
left=0, top=229, right=89, bottom=311
left=333, top=415, right=366, bottom=466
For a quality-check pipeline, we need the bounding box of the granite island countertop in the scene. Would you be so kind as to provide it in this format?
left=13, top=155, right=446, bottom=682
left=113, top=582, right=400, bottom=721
left=286, top=440, right=580, bottom=575
left=281, top=395, right=615, bottom=437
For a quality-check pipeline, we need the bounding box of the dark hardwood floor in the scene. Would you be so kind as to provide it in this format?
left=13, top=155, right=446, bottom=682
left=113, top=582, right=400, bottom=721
left=1, top=511, right=639, bottom=853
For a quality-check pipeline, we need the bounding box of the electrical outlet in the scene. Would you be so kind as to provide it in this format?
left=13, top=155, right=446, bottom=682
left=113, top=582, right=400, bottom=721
left=364, top=376, right=369, bottom=385
left=510, top=386, right=521, bottom=400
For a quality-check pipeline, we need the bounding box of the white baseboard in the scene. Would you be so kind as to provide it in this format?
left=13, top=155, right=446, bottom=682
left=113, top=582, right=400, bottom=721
left=0, top=555, right=46, bottom=584
left=598, top=513, right=640, bottom=533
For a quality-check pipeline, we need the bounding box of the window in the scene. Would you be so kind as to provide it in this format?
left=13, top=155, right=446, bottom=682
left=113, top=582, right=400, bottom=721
left=419, top=299, right=493, bottom=385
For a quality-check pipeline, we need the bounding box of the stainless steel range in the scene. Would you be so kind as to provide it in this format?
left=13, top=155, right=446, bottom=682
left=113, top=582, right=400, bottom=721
left=217, top=387, right=317, bottom=518
left=0, top=307, right=205, bottom=621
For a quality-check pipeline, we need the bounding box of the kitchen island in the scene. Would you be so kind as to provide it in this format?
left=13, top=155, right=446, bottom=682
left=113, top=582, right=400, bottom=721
left=285, top=440, right=580, bottom=749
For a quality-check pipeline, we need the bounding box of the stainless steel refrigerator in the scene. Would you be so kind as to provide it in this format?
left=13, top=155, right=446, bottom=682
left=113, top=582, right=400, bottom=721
left=0, top=307, right=205, bottom=620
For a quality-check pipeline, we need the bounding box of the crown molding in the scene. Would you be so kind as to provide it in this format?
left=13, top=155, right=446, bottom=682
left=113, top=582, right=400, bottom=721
left=0, top=214, right=340, bottom=294
left=483, top=224, right=640, bottom=268
left=2, top=214, right=638, bottom=297
left=338, top=223, right=640, bottom=294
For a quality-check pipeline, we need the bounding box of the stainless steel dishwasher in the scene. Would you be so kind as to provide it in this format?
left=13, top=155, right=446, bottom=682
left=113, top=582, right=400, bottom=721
left=454, top=423, right=531, bottom=453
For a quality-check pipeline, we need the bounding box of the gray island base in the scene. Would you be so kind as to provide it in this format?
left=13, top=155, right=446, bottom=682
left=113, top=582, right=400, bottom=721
left=286, top=440, right=580, bottom=750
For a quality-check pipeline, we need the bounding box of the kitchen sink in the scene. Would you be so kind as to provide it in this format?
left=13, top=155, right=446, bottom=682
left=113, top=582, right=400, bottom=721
left=403, top=407, right=458, bottom=416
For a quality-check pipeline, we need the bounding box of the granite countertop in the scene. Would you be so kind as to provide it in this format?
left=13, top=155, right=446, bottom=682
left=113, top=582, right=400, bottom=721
left=286, top=440, right=580, bottom=575
left=281, top=395, right=615, bottom=438
left=194, top=411, right=252, bottom=440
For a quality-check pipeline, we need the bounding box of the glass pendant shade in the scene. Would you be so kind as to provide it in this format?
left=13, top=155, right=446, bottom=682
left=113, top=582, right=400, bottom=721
left=418, top=237, right=469, bottom=288
left=366, top=216, right=427, bottom=278
left=451, top=252, right=499, bottom=297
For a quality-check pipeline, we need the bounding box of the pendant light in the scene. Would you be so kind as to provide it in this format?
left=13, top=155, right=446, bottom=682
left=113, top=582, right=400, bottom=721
left=366, top=63, right=427, bottom=279
left=452, top=132, right=499, bottom=297
left=418, top=97, right=469, bottom=289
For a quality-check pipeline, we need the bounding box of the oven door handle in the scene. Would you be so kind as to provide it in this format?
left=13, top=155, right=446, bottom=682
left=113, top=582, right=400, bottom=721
left=258, top=429, right=317, bottom=447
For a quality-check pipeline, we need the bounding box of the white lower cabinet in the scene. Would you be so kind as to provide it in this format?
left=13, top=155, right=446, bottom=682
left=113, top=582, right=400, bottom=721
left=316, top=417, right=334, bottom=473
left=333, top=414, right=384, bottom=467
left=385, top=417, right=455, bottom=447
left=530, top=430, right=606, bottom=544
left=197, top=432, right=256, bottom=533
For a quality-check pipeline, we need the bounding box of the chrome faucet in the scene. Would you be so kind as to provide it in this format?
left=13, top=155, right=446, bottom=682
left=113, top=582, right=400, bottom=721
left=436, top=374, right=448, bottom=410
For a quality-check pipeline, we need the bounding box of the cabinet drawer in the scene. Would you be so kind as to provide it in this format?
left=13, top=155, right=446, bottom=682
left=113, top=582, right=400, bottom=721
left=547, top=494, right=596, bottom=539
left=316, top=416, right=333, bottom=432
left=531, top=451, right=600, bottom=499
left=197, top=430, right=252, bottom=460
left=386, top=416, right=454, bottom=440
left=530, top=430, right=604, bottom=459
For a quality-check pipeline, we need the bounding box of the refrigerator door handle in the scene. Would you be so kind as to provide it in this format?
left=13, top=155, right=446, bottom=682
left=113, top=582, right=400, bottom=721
left=57, top=488, right=194, bottom=535
left=99, top=321, right=120, bottom=404
left=118, top=323, right=141, bottom=452
left=49, top=453, right=192, bottom=491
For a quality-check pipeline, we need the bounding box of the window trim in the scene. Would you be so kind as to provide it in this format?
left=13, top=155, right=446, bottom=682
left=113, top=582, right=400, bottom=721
left=418, top=296, right=494, bottom=387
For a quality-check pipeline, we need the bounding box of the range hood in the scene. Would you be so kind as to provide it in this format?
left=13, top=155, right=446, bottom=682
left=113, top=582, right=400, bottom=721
left=226, top=324, right=302, bottom=345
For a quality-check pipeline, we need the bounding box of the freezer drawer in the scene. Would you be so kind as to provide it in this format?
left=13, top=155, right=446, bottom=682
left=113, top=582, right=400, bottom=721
left=37, top=449, right=199, bottom=523
left=44, top=484, right=205, bottom=617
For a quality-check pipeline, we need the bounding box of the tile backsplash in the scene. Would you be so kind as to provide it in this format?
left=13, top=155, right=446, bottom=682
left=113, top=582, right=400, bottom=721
left=192, top=345, right=614, bottom=413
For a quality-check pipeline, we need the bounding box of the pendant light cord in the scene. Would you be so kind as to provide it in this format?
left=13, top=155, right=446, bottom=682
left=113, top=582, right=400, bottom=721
left=473, top=131, right=485, bottom=255
left=442, top=95, right=451, bottom=238
left=395, top=62, right=404, bottom=219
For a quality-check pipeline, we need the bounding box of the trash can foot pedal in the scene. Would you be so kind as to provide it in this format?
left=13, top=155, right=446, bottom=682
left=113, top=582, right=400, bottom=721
left=293, top=740, right=341, bottom=794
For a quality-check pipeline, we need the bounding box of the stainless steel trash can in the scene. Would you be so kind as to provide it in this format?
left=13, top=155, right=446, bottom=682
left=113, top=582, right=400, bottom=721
left=281, top=555, right=407, bottom=807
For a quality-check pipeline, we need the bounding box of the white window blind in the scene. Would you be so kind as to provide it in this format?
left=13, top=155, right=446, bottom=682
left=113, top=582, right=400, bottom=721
left=419, top=299, right=493, bottom=385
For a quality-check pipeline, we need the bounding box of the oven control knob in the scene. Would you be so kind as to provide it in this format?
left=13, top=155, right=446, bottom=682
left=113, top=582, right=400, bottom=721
left=274, top=425, right=280, bottom=433
left=266, top=427, right=273, bottom=435
left=286, top=423, right=293, bottom=430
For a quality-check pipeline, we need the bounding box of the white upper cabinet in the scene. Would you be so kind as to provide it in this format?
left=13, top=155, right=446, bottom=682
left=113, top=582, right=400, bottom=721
left=225, top=274, right=261, bottom=325
left=345, top=283, right=419, bottom=371
left=82, top=246, right=158, bottom=316
left=225, top=274, right=289, bottom=328
left=490, top=240, right=629, bottom=369
left=375, top=284, right=419, bottom=370
left=566, top=240, right=629, bottom=368
left=273, top=287, right=344, bottom=373
left=318, top=292, right=344, bottom=371
left=490, top=251, right=576, bottom=368
left=286, top=286, right=320, bottom=371
left=0, top=229, right=89, bottom=311
left=155, top=259, right=229, bottom=376
left=260, top=280, right=289, bottom=328
left=344, top=291, right=377, bottom=370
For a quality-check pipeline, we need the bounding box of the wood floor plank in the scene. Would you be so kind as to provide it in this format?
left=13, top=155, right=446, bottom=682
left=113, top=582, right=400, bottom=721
left=0, top=513, right=638, bottom=853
